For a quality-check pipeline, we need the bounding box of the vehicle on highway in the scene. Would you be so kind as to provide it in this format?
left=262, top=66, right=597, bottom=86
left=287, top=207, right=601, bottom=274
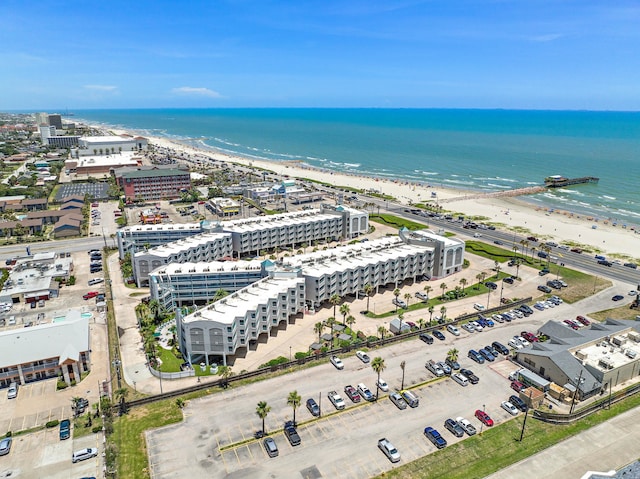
left=494, top=240, right=504, bottom=245
left=446, top=324, right=460, bottom=336
left=389, top=392, right=407, bottom=410
left=444, top=418, right=465, bottom=437
left=598, top=260, right=613, bottom=267
left=378, top=437, right=401, bottom=463
left=624, top=262, right=638, bottom=269
left=527, top=236, right=538, bottom=242
left=377, top=378, right=389, bottom=392
left=459, top=368, right=479, bottom=384
left=475, top=409, right=494, bottom=426
left=330, top=356, right=344, bottom=370
left=263, top=437, right=279, bottom=457
left=424, top=427, right=447, bottom=449
left=451, top=373, right=469, bottom=387
left=357, top=383, right=375, bottom=402
left=455, top=417, right=477, bottom=436
left=468, top=350, right=485, bottom=364
left=501, top=401, right=519, bottom=416
left=356, top=350, right=371, bottom=363
left=344, top=385, right=361, bottom=403
left=59, top=419, right=71, bottom=440
left=284, top=421, right=301, bottom=446
left=306, top=398, right=320, bottom=416
left=0, top=437, right=12, bottom=456
left=473, top=303, right=485, bottom=311
left=492, top=341, right=510, bottom=355
left=72, top=447, right=98, bottom=463
left=612, top=295, right=624, bottom=301
left=433, top=330, right=446, bottom=341
left=328, top=391, right=346, bottom=410
left=509, top=395, right=528, bottom=412
left=419, top=333, right=434, bottom=344
left=401, top=390, right=419, bottom=408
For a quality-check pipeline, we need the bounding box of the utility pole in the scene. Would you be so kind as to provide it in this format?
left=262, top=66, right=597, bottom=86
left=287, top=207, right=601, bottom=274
left=519, top=390, right=533, bottom=442
left=569, top=370, right=584, bottom=415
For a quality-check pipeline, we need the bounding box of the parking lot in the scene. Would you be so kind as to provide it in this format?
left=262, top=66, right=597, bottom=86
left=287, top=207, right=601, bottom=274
left=0, top=426, right=101, bottom=479
left=146, top=299, right=585, bottom=479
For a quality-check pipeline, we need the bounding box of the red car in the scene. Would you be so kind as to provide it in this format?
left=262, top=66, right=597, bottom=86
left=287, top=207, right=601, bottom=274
left=475, top=409, right=494, bottom=426
left=521, top=331, right=539, bottom=343
left=510, top=380, right=526, bottom=393
left=563, top=319, right=580, bottom=330
left=575, top=315, right=591, bottom=326
left=343, top=385, right=361, bottom=403
left=83, top=291, right=100, bottom=300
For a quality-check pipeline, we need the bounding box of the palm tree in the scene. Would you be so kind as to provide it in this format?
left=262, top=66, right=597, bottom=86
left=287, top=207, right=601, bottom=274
left=378, top=325, right=386, bottom=340
left=459, top=278, right=467, bottom=293
left=393, top=288, right=400, bottom=311
left=400, top=360, right=406, bottom=390
left=345, top=315, right=356, bottom=330
left=371, top=357, right=386, bottom=400
left=339, top=303, right=350, bottom=326
left=363, top=283, right=374, bottom=312
left=218, top=365, right=233, bottom=388
left=404, top=292, right=412, bottom=309
left=447, top=348, right=459, bottom=362
left=512, top=245, right=518, bottom=260
left=515, top=259, right=522, bottom=279
left=314, top=322, right=324, bottom=343
left=418, top=317, right=425, bottom=329
left=256, top=401, right=271, bottom=434
left=423, top=285, right=432, bottom=298
left=440, top=282, right=447, bottom=299
left=428, top=305, right=435, bottom=326
left=531, top=246, right=537, bottom=261
left=520, top=239, right=529, bottom=258
left=287, top=391, right=302, bottom=425
left=440, top=306, right=447, bottom=322
left=494, top=262, right=501, bottom=279
left=329, top=294, right=341, bottom=318
left=148, top=299, right=161, bottom=322
left=325, top=317, right=336, bottom=347
left=475, top=273, right=484, bottom=289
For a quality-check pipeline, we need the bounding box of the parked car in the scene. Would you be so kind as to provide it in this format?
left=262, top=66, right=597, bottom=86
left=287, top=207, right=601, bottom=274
left=484, top=281, right=497, bottom=290
left=83, top=291, right=100, bottom=300
left=392, top=298, right=408, bottom=309
left=501, top=401, right=519, bottom=416
left=478, top=348, right=495, bottom=362
left=284, top=421, right=301, bottom=446
left=445, top=358, right=460, bottom=371
left=444, top=418, right=465, bottom=438
left=59, top=419, right=71, bottom=440
left=511, top=380, right=526, bottom=393
left=459, top=368, right=479, bottom=384
left=88, top=278, right=104, bottom=286
left=419, top=333, right=434, bottom=344
left=503, top=277, right=514, bottom=284
left=306, top=398, right=320, bottom=416
left=468, top=350, right=485, bottom=364
left=455, top=417, right=477, bottom=436
left=521, top=331, right=538, bottom=343
left=492, top=341, right=510, bottom=355
left=415, top=291, right=429, bottom=301
left=433, top=330, right=446, bottom=341
left=424, top=427, right=447, bottom=449
left=356, top=350, right=371, bottom=363
left=389, top=392, right=407, bottom=410
left=378, top=437, right=401, bottom=463
left=451, top=373, right=469, bottom=387
left=575, top=315, right=591, bottom=326
left=509, top=395, right=528, bottom=412
left=357, top=383, right=375, bottom=402
left=72, top=447, right=99, bottom=463
left=377, top=378, right=389, bottom=392
left=446, top=324, right=460, bottom=336
left=475, top=409, right=494, bottom=426
left=0, top=437, right=12, bottom=456
left=330, top=356, right=344, bottom=370
left=563, top=319, right=580, bottom=330
left=473, top=303, right=485, bottom=311
left=263, top=437, right=279, bottom=457
left=538, top=285, right=552, bottom=293
left=437, top=361, right=452, bottom=375
left=344, top=385, right=361, bottom=403
left=328, top=391, right=346, bottom=410
left=461, top=323, right=475, bottom=333
left=612, top=295, right=624, bottom=301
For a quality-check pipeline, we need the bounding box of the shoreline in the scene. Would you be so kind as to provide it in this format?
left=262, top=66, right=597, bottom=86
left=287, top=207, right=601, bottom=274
left=99, top=123, right=639, bottom=260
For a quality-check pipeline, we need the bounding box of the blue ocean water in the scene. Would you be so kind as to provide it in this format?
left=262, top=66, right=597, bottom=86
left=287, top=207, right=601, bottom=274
left=74, top=108, right=640, bottom=225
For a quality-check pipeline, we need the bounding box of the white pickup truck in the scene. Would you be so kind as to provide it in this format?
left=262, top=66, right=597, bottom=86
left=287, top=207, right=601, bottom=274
left=357, top=383, right=375, bottom=402
left=328, top=391, right=346, bottom=410
left=330, top=356, right=344, bottom=370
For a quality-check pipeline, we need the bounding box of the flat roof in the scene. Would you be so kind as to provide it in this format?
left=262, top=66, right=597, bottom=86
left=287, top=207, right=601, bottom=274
left=120, top=222, right=202, bottom=234
left=74, top=152, right=140, bottom=168
left=152, top=259, right=265, bottom=276
left=80, top=135, right=138, bottom=144
left=135, top=232, right=231, bottom=258
left=222, top=210, right=340, bottom=233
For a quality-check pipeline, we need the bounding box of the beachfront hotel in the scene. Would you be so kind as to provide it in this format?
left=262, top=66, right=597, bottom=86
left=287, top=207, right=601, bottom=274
left=176, top=273, right=306, bottom=367
left=75, top=135, right=148, bottom=156
left=116, top=222, right=205, bottom=259
left=157, top=229, right=464, bottom=365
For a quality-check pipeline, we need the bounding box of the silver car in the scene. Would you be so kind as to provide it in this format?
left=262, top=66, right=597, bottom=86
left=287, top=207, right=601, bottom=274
left=389, top=392, right=407, bottom=410
left=378, top=437, right=401, bottom=463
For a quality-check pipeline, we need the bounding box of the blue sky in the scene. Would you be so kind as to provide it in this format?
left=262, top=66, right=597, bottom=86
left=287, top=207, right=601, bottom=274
left=1, top=0, right=639, bottom=110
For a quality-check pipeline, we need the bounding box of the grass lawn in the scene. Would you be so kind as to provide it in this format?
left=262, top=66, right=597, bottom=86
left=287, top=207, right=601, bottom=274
left=113, top=400, right=184, bottom=479
left=73, top=412, right=102, bottom=439
left=377, top=390, right=640, bottom=479
left=370, top=214, right=426, bottom=231
left=156, top=347, right=184, bottom=373
left=590, top=304, right=640, bottom=322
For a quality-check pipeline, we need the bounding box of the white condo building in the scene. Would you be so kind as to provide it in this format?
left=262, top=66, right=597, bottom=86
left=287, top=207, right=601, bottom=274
left=116, top=222, right=205, bottom=259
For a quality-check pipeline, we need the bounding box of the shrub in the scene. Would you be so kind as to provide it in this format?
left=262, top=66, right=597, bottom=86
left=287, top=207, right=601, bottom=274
left=294, top=351, right=309, bottom=360
left=5, top=431, right=11, bottom=437
left=46, top=420, right=59, bottom=428
left=92, top=425, right=103, bottom=433
left=259, top=356, right=288, bottom=368
left=57, top=380, right=68, bottom=390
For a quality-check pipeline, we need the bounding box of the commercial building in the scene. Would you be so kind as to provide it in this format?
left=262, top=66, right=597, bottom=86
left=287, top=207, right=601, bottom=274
left=0, top=313, right=90, bottom=389
left=65, top=151, right=142, bottom=176
left=133, top=232, right=233, bottom=286
left=76, top=135, right=148, bottom=156
left=514, top=319, right=640, bottom=401
left=176, top=273, right=306, bottom=367
left=114, top=165, right=191, bottom=202
left=39, top=125, right=79, bottom=148
left=207, top=197, right=241, bottom=217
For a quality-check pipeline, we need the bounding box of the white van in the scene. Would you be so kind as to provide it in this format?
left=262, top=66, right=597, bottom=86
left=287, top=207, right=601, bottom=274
left=401, top=390, right=419, bottom=408
left=72, top=447, right=98, bottom=463
left=7, top=382, right=18, bottom=399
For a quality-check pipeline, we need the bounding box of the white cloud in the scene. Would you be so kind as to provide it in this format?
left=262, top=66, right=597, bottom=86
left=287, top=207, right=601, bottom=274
left=83, top=85, right=118, bottom=91
left=172, top=86, right=222, bottom=98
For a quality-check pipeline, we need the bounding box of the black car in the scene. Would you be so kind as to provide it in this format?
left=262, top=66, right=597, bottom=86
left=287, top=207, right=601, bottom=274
left=598, top=260, right=613, bottom=267
left=444, top=418, right=465, bottom=438
left=494, top=240, right=504, bottom=245
left=284, top=421, right=301, bottom=446
left=484, top=345, right=499, bottom=357
left=509, top=395, right=528, bottom=412
left=624, top=262, right=638, bottom=269
left=419, top=333, right=434, bottom=345
left=547, top=280, right=562, bottom=290
left=538, top=285, right=552, bottom=293
left=484, top=282, right=498, bottom=290
left=459, top=368, right=479, bottom=384
left=612, top=295, right=624, bottom=301
left=491, top=341, right=510, bottom=355
left=433, top=330, right=446, bottom=341
left=503, top=277, right=514, bottom=284
left=306, top=398, right=320, bottom=417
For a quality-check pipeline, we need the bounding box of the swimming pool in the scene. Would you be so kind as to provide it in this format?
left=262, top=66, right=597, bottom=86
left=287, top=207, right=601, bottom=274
left=53, top=312, right=93, bottom=323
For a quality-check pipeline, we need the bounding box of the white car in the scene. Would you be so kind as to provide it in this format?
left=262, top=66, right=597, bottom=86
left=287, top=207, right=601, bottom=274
left=470, top=321, right=484, bottom=332
left=629, top=290, right=638, bottom=296
left=446, top=324, right=460, bottom=336
left=328, top=391, right=346, bottom=410
left=461, top=323, right=475, bottom=333
left=473, top=303, right=485, bottom=311
left=357, top=383, right=375, bottom=401
left=492, top=314, right=504, bottom=323
left=515, top=335, right=530, bottom=347
left=455, top=417, right=477, bottom=436
left=501, top=401, right=519, bottom=416
left=330, top=356, right=344, bottom=370
left=356, top=350, right=371, bottom=363
left=377, top=378, right=389, bottom=392
left=508, top=338, right=523, bottom=349
left=451, top=373, right=469, bottom=387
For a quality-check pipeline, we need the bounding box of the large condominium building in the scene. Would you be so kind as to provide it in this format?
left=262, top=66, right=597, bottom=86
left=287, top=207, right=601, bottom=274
left=114, top=165, right=192, bottom=202
left=116, top=222, right=204, bottom=259
left=150, top=260, right=267, bottom=309
left=176, top=273, right=306, bottom=367
left=133, top=233, right=233, bottom=287
left=76, top=135, right=148, bottom=156
left=400, top=229, right=465, bottom=278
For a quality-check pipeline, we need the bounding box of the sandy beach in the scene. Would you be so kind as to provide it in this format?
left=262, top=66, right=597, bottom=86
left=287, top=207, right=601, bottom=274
left=109, top=127, right=639, bottom=261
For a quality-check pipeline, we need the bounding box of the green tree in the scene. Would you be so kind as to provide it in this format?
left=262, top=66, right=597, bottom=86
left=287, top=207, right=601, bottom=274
left=256, top=401, right=271, bottom=434
left=403, top=292, right=411, bottom=309
left=314, top=322, right=324, bottom=343
left=371, top=357, right=386, bottom=400
left=329, top=294, right=341, bottom=318
left=378, top=325, right=386, bottom=340
left=447, top=348, right=459, bottom=362
left=423, top=285, right=432, bottom=298
left=440, top=282, right=447, bottom=299
left=339, top=303, right=350, bottom=326
left=148, top=299, right=161, bottom=323
left=218, top=365, right=233, bottom=389
left=363, top=283, right=374, bottom=313
left=400, top=360, right=406, bottom=390
left=440, top=306, right=447, bottom=322
left=345, top=315, right=356, bottom=330
left=287, top=390, right=302, bottom=424
left=393, top=288, right=401, bottom=312
left=459, top=278, right=467, bottom=292
left=428, top=305, right=435, bottom=326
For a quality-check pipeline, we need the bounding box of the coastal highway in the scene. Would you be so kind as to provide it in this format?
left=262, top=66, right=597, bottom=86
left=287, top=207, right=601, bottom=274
left=0, top=236, right=108, bottom=261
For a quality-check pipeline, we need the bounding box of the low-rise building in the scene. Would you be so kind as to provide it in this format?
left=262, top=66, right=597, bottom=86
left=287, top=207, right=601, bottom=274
left=208, top=197, right=241, bottom=217
left=65, top=151, right=141, bottom=176
left=76, top=135, right=147, bottom=156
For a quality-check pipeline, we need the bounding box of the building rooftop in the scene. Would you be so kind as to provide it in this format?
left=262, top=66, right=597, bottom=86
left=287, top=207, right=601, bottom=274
left=73, top=152, right=141, bottom=168
left=115, top=166, right=189, bottom=179
left=403, top=228, right=466, bottom=247
left=120, top=222, right=202, bottom=234
left=135, top=232, right=231, bottom=259
left=221, top=209, right=340, bottom=233
left=153, top=259, right=265, bottom=276
left=80, top=135, right=139, bottom=144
